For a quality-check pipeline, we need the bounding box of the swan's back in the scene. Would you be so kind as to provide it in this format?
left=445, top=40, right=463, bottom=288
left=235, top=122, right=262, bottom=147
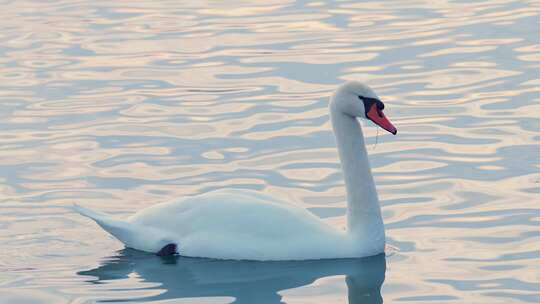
left=126, top=189, right=353, bottom=260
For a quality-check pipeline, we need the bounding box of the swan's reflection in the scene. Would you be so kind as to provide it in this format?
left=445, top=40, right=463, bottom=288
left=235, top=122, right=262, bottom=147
left=79, top=249, right=385, bottom=303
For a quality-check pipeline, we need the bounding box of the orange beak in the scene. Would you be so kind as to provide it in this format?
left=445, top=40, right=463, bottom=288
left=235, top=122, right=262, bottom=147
left=366, top=104, right=397, bottom=135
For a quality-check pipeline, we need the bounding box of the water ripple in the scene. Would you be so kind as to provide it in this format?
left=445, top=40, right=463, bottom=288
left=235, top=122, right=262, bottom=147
left=1, top=0, right=539, bottom=303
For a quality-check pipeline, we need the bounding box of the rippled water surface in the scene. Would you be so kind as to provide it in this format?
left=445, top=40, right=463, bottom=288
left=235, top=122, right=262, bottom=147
left=1, top=0, right=540, bottom=303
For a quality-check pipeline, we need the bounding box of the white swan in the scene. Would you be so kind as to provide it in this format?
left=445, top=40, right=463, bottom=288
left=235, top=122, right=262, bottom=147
left=74, top=81, right=397, bottom=261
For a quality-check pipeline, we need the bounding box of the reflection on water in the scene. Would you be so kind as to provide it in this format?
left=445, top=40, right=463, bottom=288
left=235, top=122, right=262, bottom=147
left=1, top=0, right=540, bottom=303
left=79, top=250, right=385, bottom=304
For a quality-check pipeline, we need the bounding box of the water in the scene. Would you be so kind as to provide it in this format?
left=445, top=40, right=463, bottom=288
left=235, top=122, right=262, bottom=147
left=1, top=0, right=539, bottom=303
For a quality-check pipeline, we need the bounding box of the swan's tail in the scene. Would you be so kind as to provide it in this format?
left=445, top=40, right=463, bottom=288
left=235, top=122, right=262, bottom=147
left=73, top=204, right=110, bottom=223
left=73, top=204, right=177, bottom=255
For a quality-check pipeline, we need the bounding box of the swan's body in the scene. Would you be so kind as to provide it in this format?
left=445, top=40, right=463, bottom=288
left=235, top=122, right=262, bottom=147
left=76, top=189, right=381, bottom=260
left=75, top=81, right=397, bottom=261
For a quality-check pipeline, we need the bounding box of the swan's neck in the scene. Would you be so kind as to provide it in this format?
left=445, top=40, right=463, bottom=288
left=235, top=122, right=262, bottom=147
left=330, top=103, right=385, bottom=244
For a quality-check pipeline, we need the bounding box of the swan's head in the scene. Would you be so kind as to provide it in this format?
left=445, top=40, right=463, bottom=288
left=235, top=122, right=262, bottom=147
left=332, top=81, right=397, bottom=135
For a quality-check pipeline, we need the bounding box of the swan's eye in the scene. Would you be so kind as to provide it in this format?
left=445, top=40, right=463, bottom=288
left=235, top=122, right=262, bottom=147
left=359, top=96, right=383, bottom=117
